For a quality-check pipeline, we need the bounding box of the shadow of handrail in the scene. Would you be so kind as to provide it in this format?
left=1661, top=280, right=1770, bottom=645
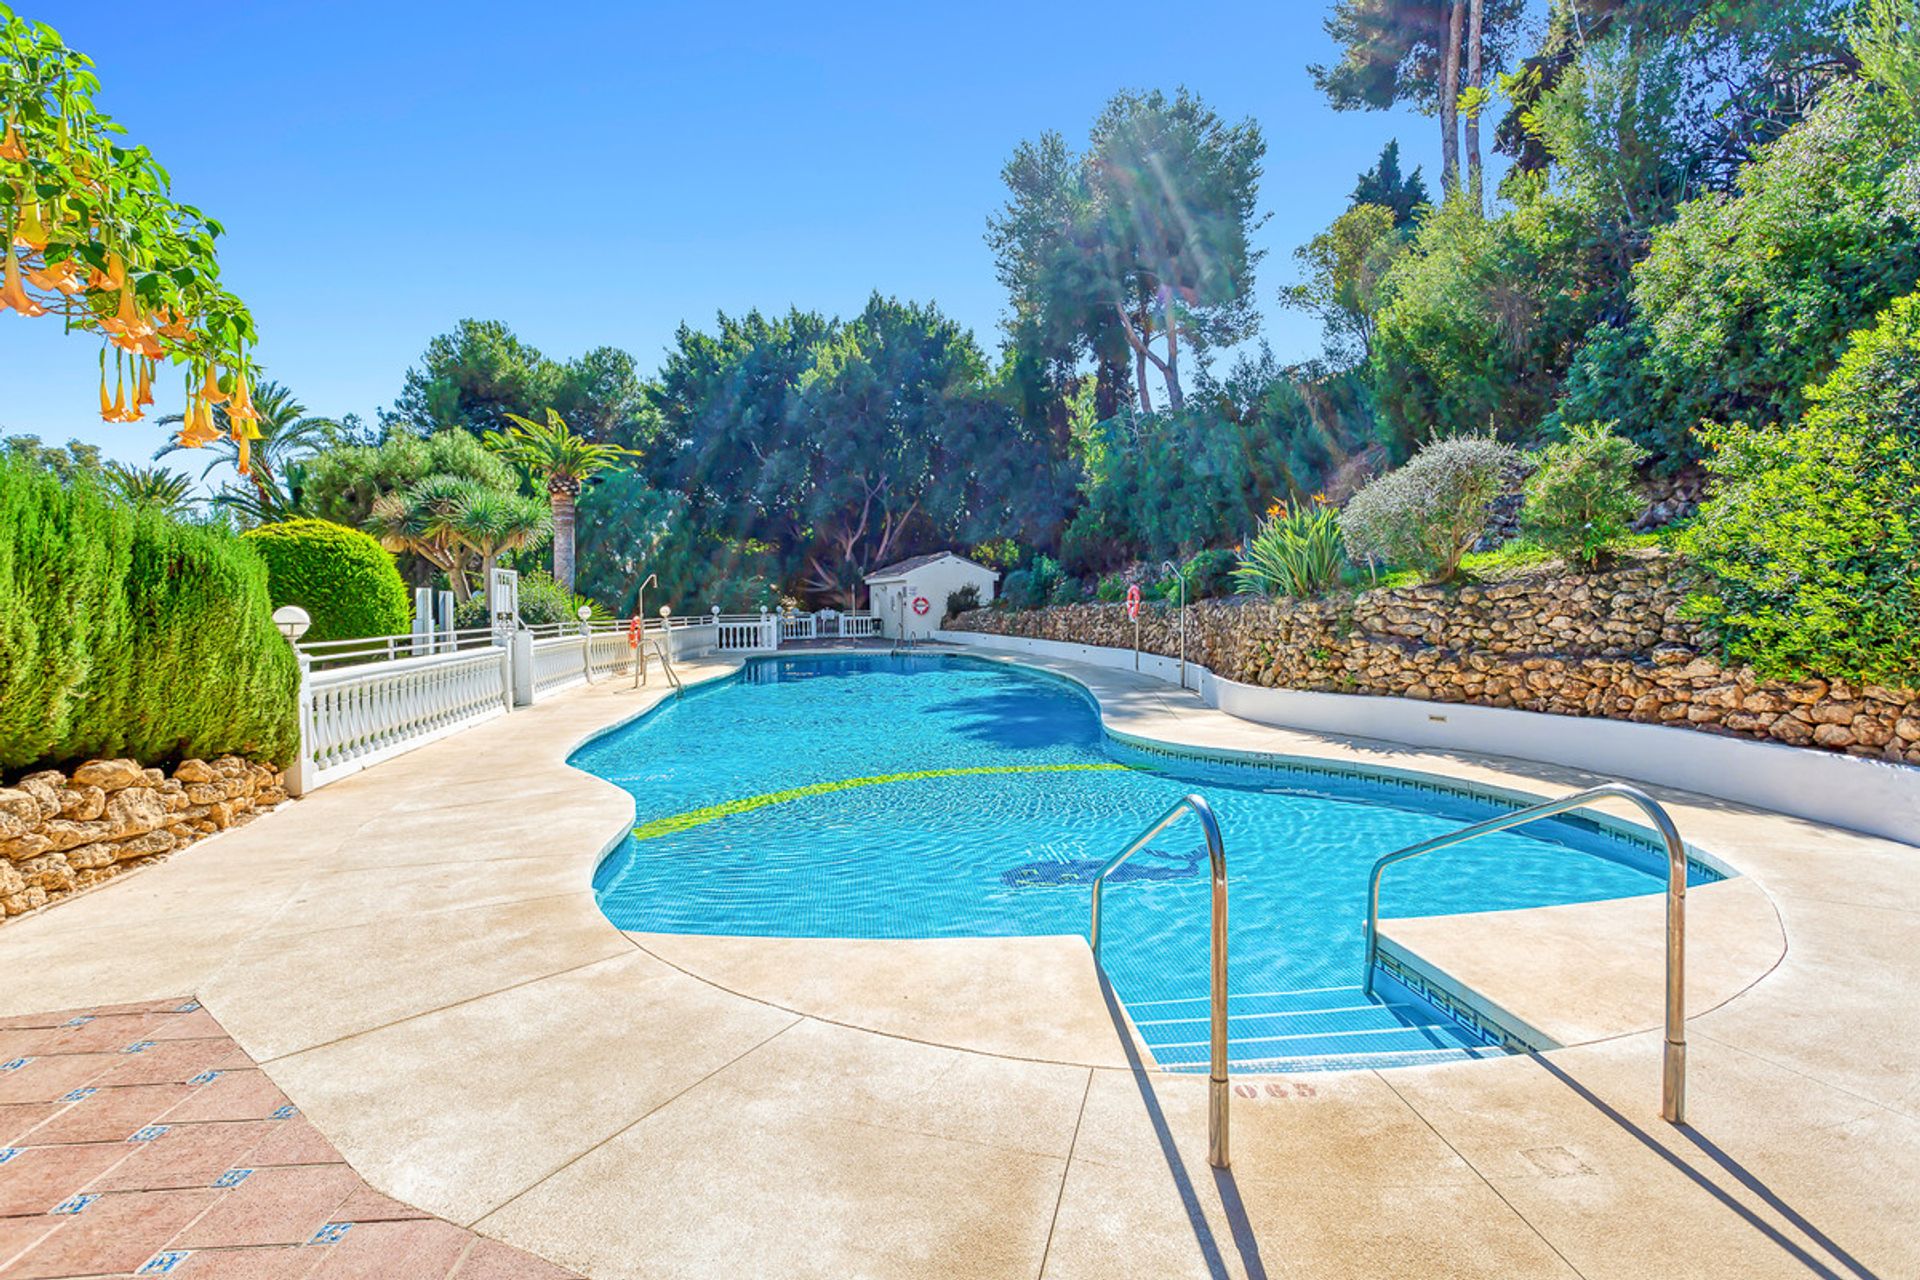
left=1096, top=972, right=1268, bottom=1280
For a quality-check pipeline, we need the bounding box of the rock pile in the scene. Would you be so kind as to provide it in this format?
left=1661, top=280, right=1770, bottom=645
left=0, top=756, right=285, bottom=918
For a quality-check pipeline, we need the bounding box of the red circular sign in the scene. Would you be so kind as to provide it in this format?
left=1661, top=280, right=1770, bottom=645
left=911, top=596, right=931, bottom=616
left=1126, top=583, right=1142, bottom=621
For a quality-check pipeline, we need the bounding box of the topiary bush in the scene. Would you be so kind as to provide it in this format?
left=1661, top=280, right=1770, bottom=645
left=0, top=454, right=298, bottom=770
left=242, top=519, right=411, bottom=644
left=1679, top=290, right=1920, bottom=686
left=1338, top=436, right=1519, bottom=582
left=1520, top=421, right=1648, bottom=568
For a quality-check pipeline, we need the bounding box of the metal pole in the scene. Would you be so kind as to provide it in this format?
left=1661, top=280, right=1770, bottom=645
left=1089, top=794, right=1229, bottom=1168
left=1162, top=560, right=1185, bottom=690
left=1361, top=782, right=1686, bottom=1125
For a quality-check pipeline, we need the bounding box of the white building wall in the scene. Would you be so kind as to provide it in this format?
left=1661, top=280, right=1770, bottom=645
left=871, top=559, right=998, bottom=639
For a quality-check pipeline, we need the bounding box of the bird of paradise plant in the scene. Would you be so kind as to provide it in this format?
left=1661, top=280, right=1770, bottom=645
left=1, top=6, right=260, bottom=456
left=486, top=409, right=640, bottom=593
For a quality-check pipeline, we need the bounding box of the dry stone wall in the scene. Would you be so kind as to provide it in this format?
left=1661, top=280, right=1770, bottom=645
left=0, top=756, right=285, bottom=919
left=949, top=553, right=1920, bottom=767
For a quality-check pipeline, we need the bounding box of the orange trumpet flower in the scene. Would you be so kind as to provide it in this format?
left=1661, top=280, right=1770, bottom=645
left=135, top=359, right=155, bottom=410
left=0, top=122, right=24, bottom=162
left=0, top=238, right=47, bottom=317
left=26, top=257, right=82, bottom=293
left=12, top=203, right=48, bottom=251
left=99, top=365, right=113, bottom=419
left=227, top=368, right=259, bottom=425
left=197, top=362, right=229, bottom=406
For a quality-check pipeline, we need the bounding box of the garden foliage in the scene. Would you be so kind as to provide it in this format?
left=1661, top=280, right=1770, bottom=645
left=1679, top=291, right=1920, bottom=686
left=1520, top=421, right=1647, bottom=568
left=1234, top=502, right=1345, bottom=598
left=0, top=454, right=298, bottom=770
left=1338, top=436, right=1518, bottom=582
left=241, top=519, right=410, bottom=644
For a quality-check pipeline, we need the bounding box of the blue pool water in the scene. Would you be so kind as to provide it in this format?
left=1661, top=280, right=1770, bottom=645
left=579, top=654, right=1712, bottom=1071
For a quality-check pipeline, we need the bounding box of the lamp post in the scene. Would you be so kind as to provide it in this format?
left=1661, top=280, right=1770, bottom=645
left=273, top=607, right=314, bottom=798
left=1162, top=560, right=1186, bottom=691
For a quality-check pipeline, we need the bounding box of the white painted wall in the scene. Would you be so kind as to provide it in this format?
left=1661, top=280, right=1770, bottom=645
left=936, top=627, right=1920, bottom=849
left=871, top=558, right=999, bottom=639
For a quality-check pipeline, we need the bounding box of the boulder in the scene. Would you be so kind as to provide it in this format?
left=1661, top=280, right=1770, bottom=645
left=173, top=758, right=220, bottom=784
left=71, top=758, right=146, bottom=791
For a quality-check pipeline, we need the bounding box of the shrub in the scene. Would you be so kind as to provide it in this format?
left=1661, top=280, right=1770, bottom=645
left=999, top=570, right=1039, bottom=610
left=1094, top=574, right=1128, bottom=604
left=454, top=570, right=608, bottom=628
left=943, top=584, right=981, bottom=620
left=1235, top=501, right=1345, bottom=598
left=1338, top=436, right=1519, bottom=582
left=1184, top=548, right=1239, bottom=600
left=0, top=454, right=299, bottom=770
left=1520, top=421, right=1648, bottom=568
left=1678, top=290, right=1920, bottom=686
left=242, top=519, right=411, bottom=644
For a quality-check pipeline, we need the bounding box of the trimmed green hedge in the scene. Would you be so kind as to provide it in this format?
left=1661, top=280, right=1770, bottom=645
left=242, top=519, right=410, bottom=644
left=0, top=456, right=299, bottom=770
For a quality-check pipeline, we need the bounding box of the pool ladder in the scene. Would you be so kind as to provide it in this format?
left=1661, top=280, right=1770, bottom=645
left=1362, top=782, right=1689, bottom=1125
left=1090, top=794, right=1230, bottom=1169
left=632, top=638, right=684, bottom=694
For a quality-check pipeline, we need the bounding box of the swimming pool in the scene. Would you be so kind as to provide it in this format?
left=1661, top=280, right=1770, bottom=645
left=579, top=653, right=1716, bottom=1072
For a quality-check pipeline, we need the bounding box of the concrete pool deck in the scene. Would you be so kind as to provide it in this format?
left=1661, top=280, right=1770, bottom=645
left=0, top=649, right=1914, bottom=1278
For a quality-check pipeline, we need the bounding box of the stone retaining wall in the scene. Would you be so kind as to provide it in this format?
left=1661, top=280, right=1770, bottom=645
left=949, top=553, right=1920, bottom=767
left=0, top=756, right=285, bottom=919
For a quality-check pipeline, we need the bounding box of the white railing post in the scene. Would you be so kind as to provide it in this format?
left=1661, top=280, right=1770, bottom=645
left=287, top=650, right=316, bottom=798
left=498, top=643, right=514, bottom=712
left=511, top=630, right=534, bottom=706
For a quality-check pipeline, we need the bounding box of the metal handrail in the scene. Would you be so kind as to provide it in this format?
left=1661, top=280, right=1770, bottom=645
left=1090, top=793, right=1230, bottom=1168
left=635, top=637, right=683, bottom=692
left=1362, top=781, right=1688, bottom=1124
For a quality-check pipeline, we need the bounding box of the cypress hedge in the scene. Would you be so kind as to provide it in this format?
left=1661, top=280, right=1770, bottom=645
left=0, top=455, right=299, bottom=772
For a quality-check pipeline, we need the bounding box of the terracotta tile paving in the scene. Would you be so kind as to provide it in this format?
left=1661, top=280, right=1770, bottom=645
left=0, top=1000, right=582, bottom=1280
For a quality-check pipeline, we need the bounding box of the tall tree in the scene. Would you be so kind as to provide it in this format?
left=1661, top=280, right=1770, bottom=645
left=1086, top=90, right=1267, bottom=412
left=1350, top=139, right=1430, bottom=226
left=487, top=409, right=638, bottom=593
left=1313, top=0, right=1523, bottom=202
left=389, top=320, right=557, bottom=435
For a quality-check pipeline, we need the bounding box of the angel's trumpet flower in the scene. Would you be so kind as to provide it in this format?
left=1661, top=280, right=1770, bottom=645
left=99, top=364, right=113, bottom=419
left=236, top=434, right=253, bottom=477
left=176, top=395, right=219, bottom=448
left=135, top=332, right=166, bottom=360
left=26, top=257, right=81, bottom=293
left=12, top=202, right=48, bottom=251
left=158, top=308, right=195, bottom=341
left=135, top=359, right=155, bottom=410
left=227, top=368, right=258, bottom=425
left=0, top=237, right=46, bottom=317
left=0, top=122, right=25, bottom=162
left=197, top=362, right=229, bottom=406
left=106, top=363, right=127, bottom=422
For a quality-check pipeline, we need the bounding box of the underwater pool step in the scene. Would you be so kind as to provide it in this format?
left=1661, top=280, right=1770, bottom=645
left=1134, top=984, right=1502, bottom=1073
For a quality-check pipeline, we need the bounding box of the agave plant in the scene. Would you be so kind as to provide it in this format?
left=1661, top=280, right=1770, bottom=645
left=486, top=409, right=639, bottom=593
left=1234, top=500, right=1346, bottom=599
left=103, top=462, right=195, bottom=516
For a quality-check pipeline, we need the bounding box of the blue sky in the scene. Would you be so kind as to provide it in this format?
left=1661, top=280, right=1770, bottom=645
left=3, top=1, right=1450, bottom=478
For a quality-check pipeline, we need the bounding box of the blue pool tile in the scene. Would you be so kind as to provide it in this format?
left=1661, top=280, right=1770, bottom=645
left=129, top=1125, right=171, bottom=1142
left=213, top=1168, right=253, bottom=1188
left=123, top=1040, right=156, bottom=1054
left=0, top=1057, right=27, bottom=1072
left=269, top=1104, right=299, bottom=1120
left=0, top=1147, right=21, bottom=1165
left=60, top=1086, right=97, bottom=1103
left=187, top=1070, right=222, bottom=1086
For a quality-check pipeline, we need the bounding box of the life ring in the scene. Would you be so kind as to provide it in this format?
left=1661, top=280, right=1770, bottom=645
left=628, top=615, right=642, bottom=648
left=912, top=596, right=931, bottom=617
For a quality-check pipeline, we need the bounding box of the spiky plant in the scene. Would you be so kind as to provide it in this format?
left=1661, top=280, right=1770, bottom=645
left=103, top=463, right=195, bottom=516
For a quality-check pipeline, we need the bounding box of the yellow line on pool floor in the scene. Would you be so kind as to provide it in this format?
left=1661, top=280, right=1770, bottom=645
left=631, top=763, right=1128, bottom=841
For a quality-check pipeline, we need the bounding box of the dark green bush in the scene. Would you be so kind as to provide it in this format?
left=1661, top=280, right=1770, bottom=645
left=1520, top=422, right=1648, bottom=568
left=1679, top=290, right=1920, bottom=686
left=942, top=584, right=981, bottom=620
left=242, top=519, right=411, bottom=644
left=0, top=455, right=298, bottom=771
left=999, top=569, right=1038, bottom=610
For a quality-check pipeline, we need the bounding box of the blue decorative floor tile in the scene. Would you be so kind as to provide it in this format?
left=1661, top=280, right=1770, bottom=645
left=52, top=1192, right=98, bottom=1215
left=137, top=1252, right=189, bottom=1275
left=176, top=1001, right=201, bottom=1013
left=1, top=1057, right=29, bottom=1072
left=309, top=1222, right=352, bottom=1245
left=213, top=1168, right=253, bottom=1188
left=187, top=1070, right=222, bottom=1086
left=269, top=1104, right=299, bottom=1120
left=129, top=1125, right=171, bottom=1142
left=123, top=1040, right=156, bottom=1054
left=60, top=1086, right=97, bottom=1102
left=64, top=1015, right=95, bottom=1027
left=0, top=1147, right=21, bottom=1165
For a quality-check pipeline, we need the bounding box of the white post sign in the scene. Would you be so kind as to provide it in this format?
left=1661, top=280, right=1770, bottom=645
left=489, top=568, right=520, bottom=648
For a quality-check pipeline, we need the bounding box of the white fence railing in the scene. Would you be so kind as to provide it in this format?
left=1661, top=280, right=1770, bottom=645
left=288, top=609, right=862, bottom=796
left=300, top=646, right=512, bottom=790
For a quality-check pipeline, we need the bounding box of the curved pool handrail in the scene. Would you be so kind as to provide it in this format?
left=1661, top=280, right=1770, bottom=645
left=1090, top=793, right=1229, bottom=1169
left=1361, top=781, right=1687, bottom=1125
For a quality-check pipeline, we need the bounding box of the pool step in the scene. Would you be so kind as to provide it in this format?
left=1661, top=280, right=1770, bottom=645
left=1133, top=983, right=1505, bottom=1073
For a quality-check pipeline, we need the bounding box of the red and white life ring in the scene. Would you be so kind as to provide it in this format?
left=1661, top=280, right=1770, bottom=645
left=1125, top=583, right=1142, bottom=622
left=911, top=596, right=931, bottom=617
left=628, top=615, right=642, bottom=648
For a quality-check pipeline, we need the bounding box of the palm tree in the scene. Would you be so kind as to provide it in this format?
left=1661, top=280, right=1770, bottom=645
left=486, top=409, right=639, bottom=593
left=444, top=488, right=551, bottom=589
left=156, top=380, right=338, bottom=522
left=368, top=473, right=482, bottom=601
left=103, top=463, right=195, bottom=516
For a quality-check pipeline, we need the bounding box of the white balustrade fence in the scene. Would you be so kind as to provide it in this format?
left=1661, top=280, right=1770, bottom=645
left=297, top=646, right=512, bottom=792
left=287, top=609, right=878, bottom=796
